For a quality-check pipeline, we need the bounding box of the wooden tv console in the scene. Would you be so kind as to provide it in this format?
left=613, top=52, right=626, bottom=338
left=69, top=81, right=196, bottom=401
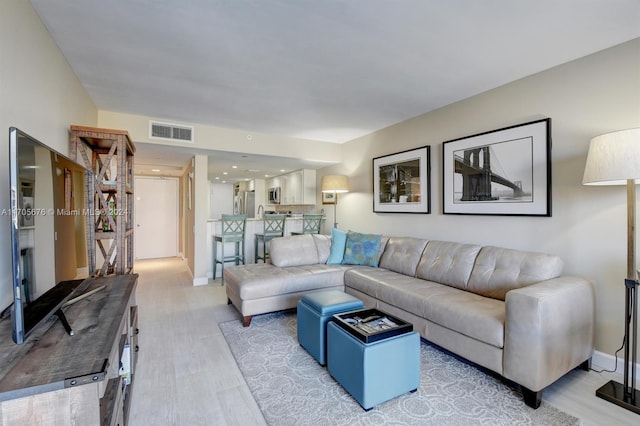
left=0, top=274, right=139, bottom=426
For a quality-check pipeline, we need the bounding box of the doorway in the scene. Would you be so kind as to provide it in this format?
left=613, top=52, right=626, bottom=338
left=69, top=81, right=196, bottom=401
left=135, top=177, right=179, bottom=259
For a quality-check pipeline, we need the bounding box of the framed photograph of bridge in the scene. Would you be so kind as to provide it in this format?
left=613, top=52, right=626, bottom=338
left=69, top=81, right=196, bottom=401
left=373, top=146, right=431, bottom=213
left=442, top=118, right=551, bottom=216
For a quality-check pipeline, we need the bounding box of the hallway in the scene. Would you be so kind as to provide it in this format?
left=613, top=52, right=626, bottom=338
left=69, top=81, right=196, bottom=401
left=128, top=258, right=265, bottom=426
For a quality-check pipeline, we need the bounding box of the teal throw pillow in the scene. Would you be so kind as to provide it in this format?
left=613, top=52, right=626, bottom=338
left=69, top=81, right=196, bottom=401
left=342, top=231, right=382, bottom=267
left=327, top=228, right=348, bottom=264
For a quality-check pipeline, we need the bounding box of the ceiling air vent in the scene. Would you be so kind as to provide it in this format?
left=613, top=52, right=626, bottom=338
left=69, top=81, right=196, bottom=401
left=149, top=121, right=194, bottom=143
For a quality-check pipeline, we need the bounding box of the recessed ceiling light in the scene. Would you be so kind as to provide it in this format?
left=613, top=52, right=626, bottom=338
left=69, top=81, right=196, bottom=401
left=215, top=177, right=220, bottom=180
left=151, top=169, right=161, bottom=172
left=280, top=169, right=285, bottom=172
left=232, top=165, right=238, bottom=169
left=223, top=172, right=228, bottom=175
left=222, top=180, right=227, bottom=184
left=265, top=174, right=270, bottom=178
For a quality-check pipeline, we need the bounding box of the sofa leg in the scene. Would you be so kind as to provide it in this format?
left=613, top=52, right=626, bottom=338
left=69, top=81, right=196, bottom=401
left=578, top=358, right=592, bottom=371
left=242, top=316, right=252, bottom=327
left=227, top=298, right=232, bottom=305
left=521, top=386, right=542, bottom=409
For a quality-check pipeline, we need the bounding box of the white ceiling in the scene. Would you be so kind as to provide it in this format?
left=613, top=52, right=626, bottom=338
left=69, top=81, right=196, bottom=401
left=134, top=141, right=337, bottom=182
left=30, top=0, right=640, bottom=181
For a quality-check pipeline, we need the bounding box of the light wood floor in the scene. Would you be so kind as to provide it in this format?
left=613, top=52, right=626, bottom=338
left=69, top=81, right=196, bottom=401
left=128, top=258, right=639, bottom=426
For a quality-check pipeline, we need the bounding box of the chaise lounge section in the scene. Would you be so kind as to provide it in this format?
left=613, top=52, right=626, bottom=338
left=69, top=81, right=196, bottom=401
left=223, top=233, right=595, bottom=408
left=224, top=234, right=346, bottom=326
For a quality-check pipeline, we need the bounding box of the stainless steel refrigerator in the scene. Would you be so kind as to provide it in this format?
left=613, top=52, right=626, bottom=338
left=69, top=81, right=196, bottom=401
left=234, top=191, right=255, bottom=218
left=244, top=191, right=255, bottom=218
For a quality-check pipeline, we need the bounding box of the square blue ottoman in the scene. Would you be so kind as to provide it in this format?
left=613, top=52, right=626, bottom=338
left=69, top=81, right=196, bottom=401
left=297, top=290, right=364, bottom=365
left=327, top=321, right=420, bottom=410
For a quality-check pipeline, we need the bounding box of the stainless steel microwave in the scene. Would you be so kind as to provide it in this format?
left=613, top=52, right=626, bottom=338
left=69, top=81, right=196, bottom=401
left=268, top=187, right=281, bottom=204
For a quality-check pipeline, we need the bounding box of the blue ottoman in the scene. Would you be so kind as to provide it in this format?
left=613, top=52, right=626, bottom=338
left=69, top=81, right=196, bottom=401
left=327, top=321, right=420, bottom=410
left=297, top=290, right=364, bottom=365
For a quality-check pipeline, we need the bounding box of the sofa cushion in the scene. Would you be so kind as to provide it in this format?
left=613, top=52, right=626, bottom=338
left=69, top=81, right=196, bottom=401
left=416, top=241, right=482, bottom=290
left=327, top=228, right=348, bottom=264
left=345, top=268, right=505, bottom=348
left=342, top=231, right=382, bottom=267
left=416, top=284, right=505, bottom=349
left=225, top=263, right=348, bottom=300
left=467, top=246, right=564, bottom=300
left=346, top=268, right=439, bottom=315
left=270, top=234, right=331, bottom=267
left=312, top=234, right=332, bottom=263
left=378, top=237, right=428, bottom=276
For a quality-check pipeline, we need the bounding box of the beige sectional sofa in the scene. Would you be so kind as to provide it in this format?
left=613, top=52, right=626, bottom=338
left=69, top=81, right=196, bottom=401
left=224, top=233, right=595, bottom=408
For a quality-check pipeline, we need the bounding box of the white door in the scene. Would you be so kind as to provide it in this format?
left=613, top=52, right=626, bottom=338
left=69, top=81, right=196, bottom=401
left=135, top=177, right=179, bottom=259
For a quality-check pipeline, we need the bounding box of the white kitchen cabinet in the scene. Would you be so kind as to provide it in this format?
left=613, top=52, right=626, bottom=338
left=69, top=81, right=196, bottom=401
left=266, top=170, right=316, bottom=205
left=283, top=169, right=316, bottom=205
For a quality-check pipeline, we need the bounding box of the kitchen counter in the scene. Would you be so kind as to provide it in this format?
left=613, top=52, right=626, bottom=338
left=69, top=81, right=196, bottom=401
left=207, top=216, right=308, bottom=222
left=207, top=216, right=325, bottom=278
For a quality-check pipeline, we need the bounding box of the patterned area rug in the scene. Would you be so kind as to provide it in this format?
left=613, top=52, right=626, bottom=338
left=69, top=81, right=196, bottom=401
left=219, top=311, right=581, bottom=426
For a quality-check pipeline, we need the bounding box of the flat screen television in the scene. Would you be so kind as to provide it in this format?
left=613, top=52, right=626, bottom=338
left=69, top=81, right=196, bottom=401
left=7, top=127, right=92, bottom=344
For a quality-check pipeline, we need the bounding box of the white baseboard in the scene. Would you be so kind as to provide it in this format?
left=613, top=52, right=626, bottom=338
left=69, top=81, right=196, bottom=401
left=180, top=260, right=207, bottom=286
left=193, top=276, right=209, bottom=286
left=592, top=349, right=640, bottom=388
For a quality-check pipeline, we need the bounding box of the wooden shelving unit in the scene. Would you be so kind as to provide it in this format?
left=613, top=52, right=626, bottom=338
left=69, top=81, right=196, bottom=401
left=69, top=125, right=135, bottom=275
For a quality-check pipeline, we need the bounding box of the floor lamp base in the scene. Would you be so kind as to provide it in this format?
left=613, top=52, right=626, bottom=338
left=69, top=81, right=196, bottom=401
left=596, top=380, right=640, bottom=414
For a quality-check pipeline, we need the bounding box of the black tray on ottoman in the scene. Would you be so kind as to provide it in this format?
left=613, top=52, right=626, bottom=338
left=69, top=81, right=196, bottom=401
left=332, top=308, right=413, bottom=344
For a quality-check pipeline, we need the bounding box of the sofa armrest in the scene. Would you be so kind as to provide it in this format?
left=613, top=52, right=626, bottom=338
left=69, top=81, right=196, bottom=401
left=503, top=276, right=595, bottom=391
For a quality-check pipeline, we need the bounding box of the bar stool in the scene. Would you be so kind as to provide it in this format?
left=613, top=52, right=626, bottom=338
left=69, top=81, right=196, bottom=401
left=291, top=214, right=323, bottom=235
left=254, top=214, right=286, bottom=263
left=213, top=214, right=246, bottom=285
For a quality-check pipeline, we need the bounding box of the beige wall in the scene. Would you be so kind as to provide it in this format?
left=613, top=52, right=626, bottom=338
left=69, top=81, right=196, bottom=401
left=98, top=110, right=342, bottom=164
left=0, top=2, right=97, bottom=150
left=183, top=163, right=196, bottom=275
left=193, top=155, right=209, bottom=285
left=0, top=1, right=97, bottom=310
left=321, top=38, right=640, bottom=357
left=176, top=156, right=209, bottom=285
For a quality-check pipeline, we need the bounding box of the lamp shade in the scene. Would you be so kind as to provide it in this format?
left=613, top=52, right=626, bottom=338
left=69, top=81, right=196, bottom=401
left=583, top=128, right=640, bottom=186
left=321, top=174, right=349, bottom=193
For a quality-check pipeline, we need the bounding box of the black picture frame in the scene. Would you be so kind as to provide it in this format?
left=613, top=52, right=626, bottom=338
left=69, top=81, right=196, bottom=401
left=373, top=146, right=431, bottom=214
left=442, top=118, right=551, bottom=216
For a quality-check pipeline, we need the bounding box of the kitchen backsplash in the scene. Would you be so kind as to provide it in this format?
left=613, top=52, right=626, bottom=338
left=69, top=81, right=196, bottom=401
left=264, top=204, right=321, bottom=215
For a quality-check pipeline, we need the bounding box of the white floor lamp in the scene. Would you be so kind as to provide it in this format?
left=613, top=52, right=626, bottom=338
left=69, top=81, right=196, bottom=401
left=321, top=175, right=349, bottom=228
left=583, top=128, right=640, bottom=414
